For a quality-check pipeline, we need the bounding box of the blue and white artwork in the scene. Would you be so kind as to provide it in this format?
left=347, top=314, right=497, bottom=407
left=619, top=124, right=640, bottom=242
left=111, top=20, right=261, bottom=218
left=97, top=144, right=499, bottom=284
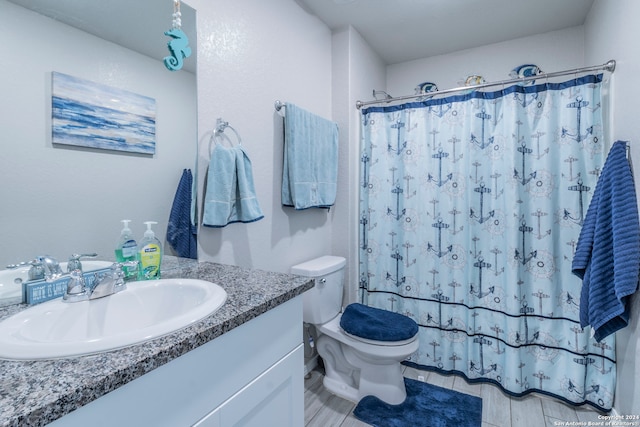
left=52, top=72, right=156, bottom=154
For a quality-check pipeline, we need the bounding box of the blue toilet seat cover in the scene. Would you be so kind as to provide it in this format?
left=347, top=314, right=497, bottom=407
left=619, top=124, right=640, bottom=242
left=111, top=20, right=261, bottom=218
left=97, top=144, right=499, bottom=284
left=340, top=303, right=419, bottom=342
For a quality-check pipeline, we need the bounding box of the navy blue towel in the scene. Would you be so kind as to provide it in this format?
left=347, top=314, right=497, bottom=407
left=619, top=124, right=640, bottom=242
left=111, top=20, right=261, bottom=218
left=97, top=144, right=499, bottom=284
left=167, top=169, right=198, bottom=259
left=572, top=141, right=640, bottom=341
left=340, top=303, right=418, bottom=342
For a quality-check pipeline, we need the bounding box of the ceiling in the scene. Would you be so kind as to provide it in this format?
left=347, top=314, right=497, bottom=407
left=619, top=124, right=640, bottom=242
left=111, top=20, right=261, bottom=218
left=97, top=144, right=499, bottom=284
left=296, top=0, right=595, bottom=65
left=9, top=0, right=595, bottom=72
left=7, top=0, right=196, bottom=73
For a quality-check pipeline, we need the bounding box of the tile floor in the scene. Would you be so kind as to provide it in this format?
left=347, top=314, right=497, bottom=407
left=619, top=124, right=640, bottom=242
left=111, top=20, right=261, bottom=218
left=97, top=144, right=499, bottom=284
left=304, top=364, right=606, bottom=427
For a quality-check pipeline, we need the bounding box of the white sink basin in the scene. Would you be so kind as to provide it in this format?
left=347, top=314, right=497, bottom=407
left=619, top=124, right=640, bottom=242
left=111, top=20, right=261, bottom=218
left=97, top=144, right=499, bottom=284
left=0, top=260, right=114, bottom=305
left=0, top=278, right=227, bottom=360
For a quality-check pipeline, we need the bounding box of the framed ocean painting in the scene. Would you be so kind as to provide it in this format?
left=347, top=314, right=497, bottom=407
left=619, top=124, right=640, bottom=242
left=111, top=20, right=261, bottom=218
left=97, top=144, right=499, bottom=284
left=51, top=72, right=156, bottom=154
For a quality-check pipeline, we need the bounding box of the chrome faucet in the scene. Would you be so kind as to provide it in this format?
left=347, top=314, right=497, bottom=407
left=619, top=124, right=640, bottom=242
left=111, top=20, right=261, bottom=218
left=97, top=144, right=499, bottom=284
left=90, top=262, right=128, bottom=299
left=63, top=269, right=89, bottom=302
left=62, top=262, right=137, bottom=303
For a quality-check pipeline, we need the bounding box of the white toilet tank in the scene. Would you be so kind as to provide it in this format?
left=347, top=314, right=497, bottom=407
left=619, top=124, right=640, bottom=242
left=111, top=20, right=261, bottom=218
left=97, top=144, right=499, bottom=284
left=291, top=256, right=346, bottom=324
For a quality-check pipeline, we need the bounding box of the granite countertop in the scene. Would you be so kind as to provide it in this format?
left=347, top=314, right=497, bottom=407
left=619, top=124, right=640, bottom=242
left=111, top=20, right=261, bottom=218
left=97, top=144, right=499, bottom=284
left=0, top=257, right=313, bottom=427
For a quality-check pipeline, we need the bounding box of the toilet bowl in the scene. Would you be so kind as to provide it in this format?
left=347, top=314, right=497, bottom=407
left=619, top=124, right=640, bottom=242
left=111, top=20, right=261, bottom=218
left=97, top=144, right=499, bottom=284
left=292, top=256, right=419, bottom=405
left=316, top=311, right=419, bottom=404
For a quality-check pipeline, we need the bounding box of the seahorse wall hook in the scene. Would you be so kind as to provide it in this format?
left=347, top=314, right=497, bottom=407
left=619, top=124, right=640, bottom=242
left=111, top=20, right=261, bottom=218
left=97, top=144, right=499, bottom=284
left=164, top=28, right=192, bottom=71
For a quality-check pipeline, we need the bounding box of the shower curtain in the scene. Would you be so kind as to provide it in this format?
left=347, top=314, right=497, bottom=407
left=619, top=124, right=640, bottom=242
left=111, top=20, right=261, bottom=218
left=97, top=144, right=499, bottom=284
left=359, top=74, right=614, bottom=411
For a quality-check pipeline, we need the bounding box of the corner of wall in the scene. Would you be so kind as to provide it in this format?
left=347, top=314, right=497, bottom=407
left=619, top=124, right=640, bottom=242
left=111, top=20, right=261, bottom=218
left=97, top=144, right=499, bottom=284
left=331, top=26, right=386, bottom=307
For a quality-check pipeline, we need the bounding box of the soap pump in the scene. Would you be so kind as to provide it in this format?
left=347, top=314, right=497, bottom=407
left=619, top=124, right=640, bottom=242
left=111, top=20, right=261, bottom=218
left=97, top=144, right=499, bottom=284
left=137, top=221, right=162, bottom=280
left=115, top=220, right=138, bottom=280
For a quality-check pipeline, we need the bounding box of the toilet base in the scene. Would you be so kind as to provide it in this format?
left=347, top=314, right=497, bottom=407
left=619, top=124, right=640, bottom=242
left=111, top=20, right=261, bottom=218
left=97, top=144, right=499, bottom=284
left=316, top=331, right=416, bottom=405
left=322, top=362, right=408, bottom=405
left=323, top=374, right=359, bottom=403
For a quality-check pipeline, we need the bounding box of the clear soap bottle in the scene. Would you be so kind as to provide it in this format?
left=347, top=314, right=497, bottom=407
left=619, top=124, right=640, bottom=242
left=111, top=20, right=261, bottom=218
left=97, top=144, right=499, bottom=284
left=115, top=220, right=137, bottom=280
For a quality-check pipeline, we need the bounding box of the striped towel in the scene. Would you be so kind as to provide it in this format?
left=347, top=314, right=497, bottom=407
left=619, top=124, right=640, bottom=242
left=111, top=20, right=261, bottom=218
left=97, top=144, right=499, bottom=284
left=167, top=169, right=197, bottom=259
left=572, top=140, right=640, bottom=341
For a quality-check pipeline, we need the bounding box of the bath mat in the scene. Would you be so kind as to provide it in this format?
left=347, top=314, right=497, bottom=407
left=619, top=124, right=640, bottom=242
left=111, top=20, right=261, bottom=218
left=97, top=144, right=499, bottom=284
left=353, top=378, right=482, bottom=427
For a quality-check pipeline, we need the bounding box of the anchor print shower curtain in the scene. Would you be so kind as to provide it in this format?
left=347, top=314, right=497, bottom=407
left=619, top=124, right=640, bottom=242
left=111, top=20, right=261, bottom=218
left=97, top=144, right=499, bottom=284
left=359, top=74, right=614, bottom=410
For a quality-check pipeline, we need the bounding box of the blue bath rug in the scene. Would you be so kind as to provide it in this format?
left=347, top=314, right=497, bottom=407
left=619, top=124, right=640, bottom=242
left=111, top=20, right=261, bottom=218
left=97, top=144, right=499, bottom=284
left=353, top=378, right=482, bottom=427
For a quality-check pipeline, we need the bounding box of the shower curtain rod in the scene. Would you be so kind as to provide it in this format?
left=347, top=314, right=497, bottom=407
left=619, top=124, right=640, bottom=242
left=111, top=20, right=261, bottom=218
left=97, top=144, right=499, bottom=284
left=355, top=59, right=616, bottom=110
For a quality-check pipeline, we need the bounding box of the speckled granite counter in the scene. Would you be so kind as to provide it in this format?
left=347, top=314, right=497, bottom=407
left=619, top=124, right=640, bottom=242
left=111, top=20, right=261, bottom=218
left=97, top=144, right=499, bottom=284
left=0, top=257, right=313, bottom=427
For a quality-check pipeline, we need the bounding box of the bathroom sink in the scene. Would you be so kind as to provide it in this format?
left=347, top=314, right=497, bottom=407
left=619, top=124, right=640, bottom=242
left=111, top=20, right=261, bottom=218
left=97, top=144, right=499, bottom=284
left=0, top=278, right=227, bottom=360
left=0, top=260, right=114, bottom=305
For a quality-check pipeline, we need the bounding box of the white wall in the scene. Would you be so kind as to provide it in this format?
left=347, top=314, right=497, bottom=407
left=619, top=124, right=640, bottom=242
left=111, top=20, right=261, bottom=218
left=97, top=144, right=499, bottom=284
left=331, top=27, right=386, bottom=305
left=585, top=0, right=640, bottom=416
left=0, top=0, right=196, bottom=266
left=188, top=0, right=336, bottom=273
left=387, top=26, right=585, bottom=97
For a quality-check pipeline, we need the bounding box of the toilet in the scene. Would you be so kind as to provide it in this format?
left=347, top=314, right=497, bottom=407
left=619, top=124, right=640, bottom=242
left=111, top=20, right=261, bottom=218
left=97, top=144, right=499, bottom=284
left=292, top=255, right=419, bottom=405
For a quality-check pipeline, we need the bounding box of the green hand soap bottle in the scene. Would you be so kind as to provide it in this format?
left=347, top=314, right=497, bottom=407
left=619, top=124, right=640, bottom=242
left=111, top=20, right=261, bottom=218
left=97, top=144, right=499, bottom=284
left=115, top=220, right=138, bottom=280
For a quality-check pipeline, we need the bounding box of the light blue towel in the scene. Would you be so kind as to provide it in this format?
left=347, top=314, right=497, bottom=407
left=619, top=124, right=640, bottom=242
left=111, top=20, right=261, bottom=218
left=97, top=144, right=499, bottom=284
left=167, top=169, right=197, bottom=259
left=282, top=103, right=339, bottom=209
left=572, top=140, right=640, bottom=342
left=203, top=144, right=264, bottom=228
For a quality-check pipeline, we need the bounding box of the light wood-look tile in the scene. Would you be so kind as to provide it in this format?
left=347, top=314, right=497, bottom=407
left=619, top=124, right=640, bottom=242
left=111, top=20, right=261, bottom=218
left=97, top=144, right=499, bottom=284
left=575, top=405, right=604, bottom=422
left=339, top=414, right=370, bottom=427
left=306, top=395, right=355, bottom=427
left=304, top=366, right=605, bottom=427
left=453, top=375, right=483, bottom=397
left=540, top=395, right=579, bottom=422
left=481, top=383, right=512, bottom=427
left=424, top=370, right=456, bottom=389
left=510, top=396, right=544, bottom=427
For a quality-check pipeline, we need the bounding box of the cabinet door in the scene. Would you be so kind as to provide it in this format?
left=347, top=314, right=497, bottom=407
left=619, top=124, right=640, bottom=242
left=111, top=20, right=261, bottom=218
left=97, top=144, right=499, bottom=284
left=194, top=344, right=303, bottom=427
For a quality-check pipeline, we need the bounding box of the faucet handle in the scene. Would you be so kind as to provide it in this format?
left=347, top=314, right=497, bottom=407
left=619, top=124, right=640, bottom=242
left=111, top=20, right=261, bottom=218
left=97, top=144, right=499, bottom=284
left=117, top=261, right=139, bottom=269
left=28, top=259, right=45, bottom=281
left=63, top=269, right=89, bottom=302
left=114, top=261, right=139, bottom=283
left=36, top=255, right=64, bottom=282
left=67, top=253, right=98, bottom=273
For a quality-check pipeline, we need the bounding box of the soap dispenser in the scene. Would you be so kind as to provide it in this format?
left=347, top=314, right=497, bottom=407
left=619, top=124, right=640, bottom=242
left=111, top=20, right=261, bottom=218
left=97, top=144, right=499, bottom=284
left=137, top=221, right=162, bottom=280
left=115, top=220, right=138, bottom=280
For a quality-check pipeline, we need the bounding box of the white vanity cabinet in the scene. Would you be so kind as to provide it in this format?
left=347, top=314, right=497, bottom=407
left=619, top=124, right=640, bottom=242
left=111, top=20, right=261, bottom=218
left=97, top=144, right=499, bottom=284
left=193, top=345, right=302, bottom=427
left=49, top=296, right=304, bottom=427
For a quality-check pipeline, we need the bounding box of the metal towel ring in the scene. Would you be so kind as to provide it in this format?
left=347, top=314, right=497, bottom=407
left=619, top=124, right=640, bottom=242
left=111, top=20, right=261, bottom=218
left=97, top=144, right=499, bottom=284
left=209, top=118, right=242, bottom=157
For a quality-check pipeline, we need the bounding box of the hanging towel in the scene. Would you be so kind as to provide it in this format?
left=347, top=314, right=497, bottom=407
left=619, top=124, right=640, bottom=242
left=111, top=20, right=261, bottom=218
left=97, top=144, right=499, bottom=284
left=231, top=145, right=264, bottom=224
left=572, top=140, right=640, bottom=342
left=167, top=169, right=198, bottom=259
left=203, top=144, right=263, bottom=227
left=282, top=103, right=339, bottom=209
